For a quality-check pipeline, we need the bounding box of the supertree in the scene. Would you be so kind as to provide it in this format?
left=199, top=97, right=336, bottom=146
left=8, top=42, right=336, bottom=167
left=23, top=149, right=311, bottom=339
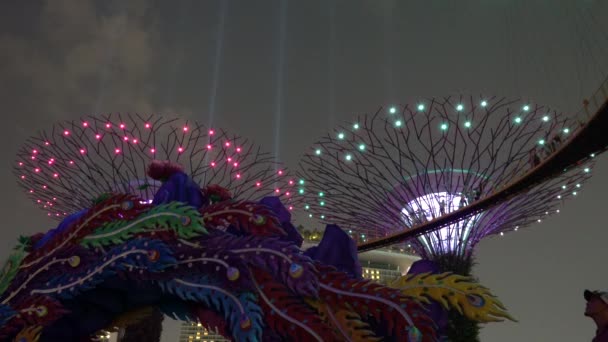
left=297, top=95, right=594, bottom=341
left=10, top=114, right=300, bottom=341
left=0, top=114, right=514, bottom=342
left=14, top=113, right=300, bottom=218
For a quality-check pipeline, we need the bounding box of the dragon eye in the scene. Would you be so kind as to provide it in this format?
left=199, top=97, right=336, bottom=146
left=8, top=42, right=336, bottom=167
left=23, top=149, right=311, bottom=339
left=466, top=294, right=486, bottom=308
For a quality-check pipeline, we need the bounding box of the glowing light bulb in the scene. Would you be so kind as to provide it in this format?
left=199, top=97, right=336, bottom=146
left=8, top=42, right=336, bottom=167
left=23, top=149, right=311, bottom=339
left=34, top=168, right=40, bottom=173
left=233, top=162, right=238, bottom=167
left=53, top=173, right=58, bottom=178
left=106, top=123, right=111, bottom=128
left=389, top=107, right=397, bottom=114
left=353, top=123, right=360, bottom=129
left=523, top=105, right=530, bottom=111
left=440, top=123, right=448, bottom=130
left=320, top=201, right=325, bottom=206
left=417, top=104, right=425, bottom=111
left=275, top=188, right=280, bottom=193
left=178, top=147, right=184, bottom=153
left=211, top=161, right=216, bottom=167
left=338, top=133, right=345, bottom=139
left=123, top=136, right=129, bottom=141
left=236, top=174, right=241, bottom=179
left=145, top=123, right=151, bottom=129
left=305, top=205, right=310, bottom=210
left=119, top=123, right=125, bottom=129
left=95, top=134, right=101, bottom=140
left=456, top=104, right=464, bottom=111
left=236, top=147, right=241, bottom=152
left=289, top=180, right=294, bottom=185
left=69, top=160, right=74, bottom=165
left=514, top=117, right=522, bottom=124
left=542, top=115, right=550, bottom=122
left=79, top=149, right=86, bottom=154
left=209, top=129, right=215, bottom=135
left=318, top=192, right=324, bottom=197
left=563, top=128, right=570, bottom=134
left=44, top=141, right=50, bottom=146
left=299, top=179, right=305, bottom=185
left=63, top=130, right=70, bottom=136
left=464, top=121, right=472, bottom=128
left=82, top=122, right=89, bottom=127
left=32, top=149, right=38, bottom=154
left=345, top=154, right=352, bottom=161
left=315, top=149, right=321, bottom=155
left=481, top=100, right=487, bottom=107
left=150, top=148, right=156, bottom=153
left=18, top=162, right=23, bottom=166
left=183, top=126, right=189, bottom=132
left=358, top=144, right=365, bottom=151
left=395, top=120, right=402, bottom=127
left=225, top=141, right=231, bottom=147
left=584, top=168, right=590, bottom=173
left=278, top=170, right=283, bottom=175
left=132, top=139, right=138, bottom=144
left=256, top=182, right=261, bottom=187
left=299, top=189, right=304, bottom=194
left=115, top=148, right=121, bottom=154
left=538, top=139, right=545, bottom=145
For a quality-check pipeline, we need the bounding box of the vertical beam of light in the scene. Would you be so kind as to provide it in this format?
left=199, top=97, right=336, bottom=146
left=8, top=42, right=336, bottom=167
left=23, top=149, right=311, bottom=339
left=383, top=2, right=394, bottom=102
left=327, top=0, right=336, bottom=129
left=164, top=2, right=188, bottom=108
left=94, top=6, right=127, bottom=114
left=274, top=0, right=288, bottom=169
left=208, top=0, right=227, bottom=129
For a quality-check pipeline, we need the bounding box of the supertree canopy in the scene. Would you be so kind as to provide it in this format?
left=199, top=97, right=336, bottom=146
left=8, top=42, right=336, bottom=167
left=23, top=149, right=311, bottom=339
left=298, top=96, right=593, bottom=262
left=14, top=113, right=300, bottom=218
left=1, top=114, right=515, bottom=342
left=298, top=96, right=595, bottom=341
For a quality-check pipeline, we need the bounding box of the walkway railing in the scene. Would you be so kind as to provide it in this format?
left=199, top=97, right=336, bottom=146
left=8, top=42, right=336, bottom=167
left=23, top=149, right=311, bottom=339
left=358, top=79, right=608, bottom=252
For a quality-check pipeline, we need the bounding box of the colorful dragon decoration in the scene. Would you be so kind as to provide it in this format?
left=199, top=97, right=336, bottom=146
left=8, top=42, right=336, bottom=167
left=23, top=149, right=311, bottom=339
left=0, top=161, right=514, bottom=341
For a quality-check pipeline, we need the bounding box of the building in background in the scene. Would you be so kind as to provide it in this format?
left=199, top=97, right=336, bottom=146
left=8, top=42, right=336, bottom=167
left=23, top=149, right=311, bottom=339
left=178, top=322, right=230, bottom=342
left=95, top=330, right=118, bottom=342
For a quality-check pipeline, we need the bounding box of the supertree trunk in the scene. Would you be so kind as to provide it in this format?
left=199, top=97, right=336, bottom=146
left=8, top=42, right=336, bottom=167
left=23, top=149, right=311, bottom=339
left=120, top=308, right=164, bottom=342
left=433, top=252, right=479, bottom=342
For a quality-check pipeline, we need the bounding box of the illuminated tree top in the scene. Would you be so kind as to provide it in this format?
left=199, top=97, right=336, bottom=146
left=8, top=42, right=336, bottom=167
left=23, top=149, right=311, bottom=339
left=298, top=95, right=593, bottom=257
left=15, top=113, right=299, bottom=219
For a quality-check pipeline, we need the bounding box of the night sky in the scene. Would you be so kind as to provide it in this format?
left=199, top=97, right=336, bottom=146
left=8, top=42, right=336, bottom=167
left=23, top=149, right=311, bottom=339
left=1, top=1, right=607, bottom=341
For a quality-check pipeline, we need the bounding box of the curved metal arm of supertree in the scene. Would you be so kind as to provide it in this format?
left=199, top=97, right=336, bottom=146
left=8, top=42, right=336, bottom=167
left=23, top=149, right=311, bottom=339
left=297, top=95, right=594, bottom=259
left=13, top=114, right=300, bottom=218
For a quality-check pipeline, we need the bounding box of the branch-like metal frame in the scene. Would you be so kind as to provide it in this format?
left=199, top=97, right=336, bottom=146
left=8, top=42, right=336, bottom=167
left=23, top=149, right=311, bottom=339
left=298, top=95, right=593, bottom=258
left=15, top=114, right=300, bottom=219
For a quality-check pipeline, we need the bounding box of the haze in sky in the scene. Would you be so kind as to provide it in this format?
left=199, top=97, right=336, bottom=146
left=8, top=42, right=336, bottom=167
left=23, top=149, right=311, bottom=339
left=1, top=1, right=607, bottom=341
